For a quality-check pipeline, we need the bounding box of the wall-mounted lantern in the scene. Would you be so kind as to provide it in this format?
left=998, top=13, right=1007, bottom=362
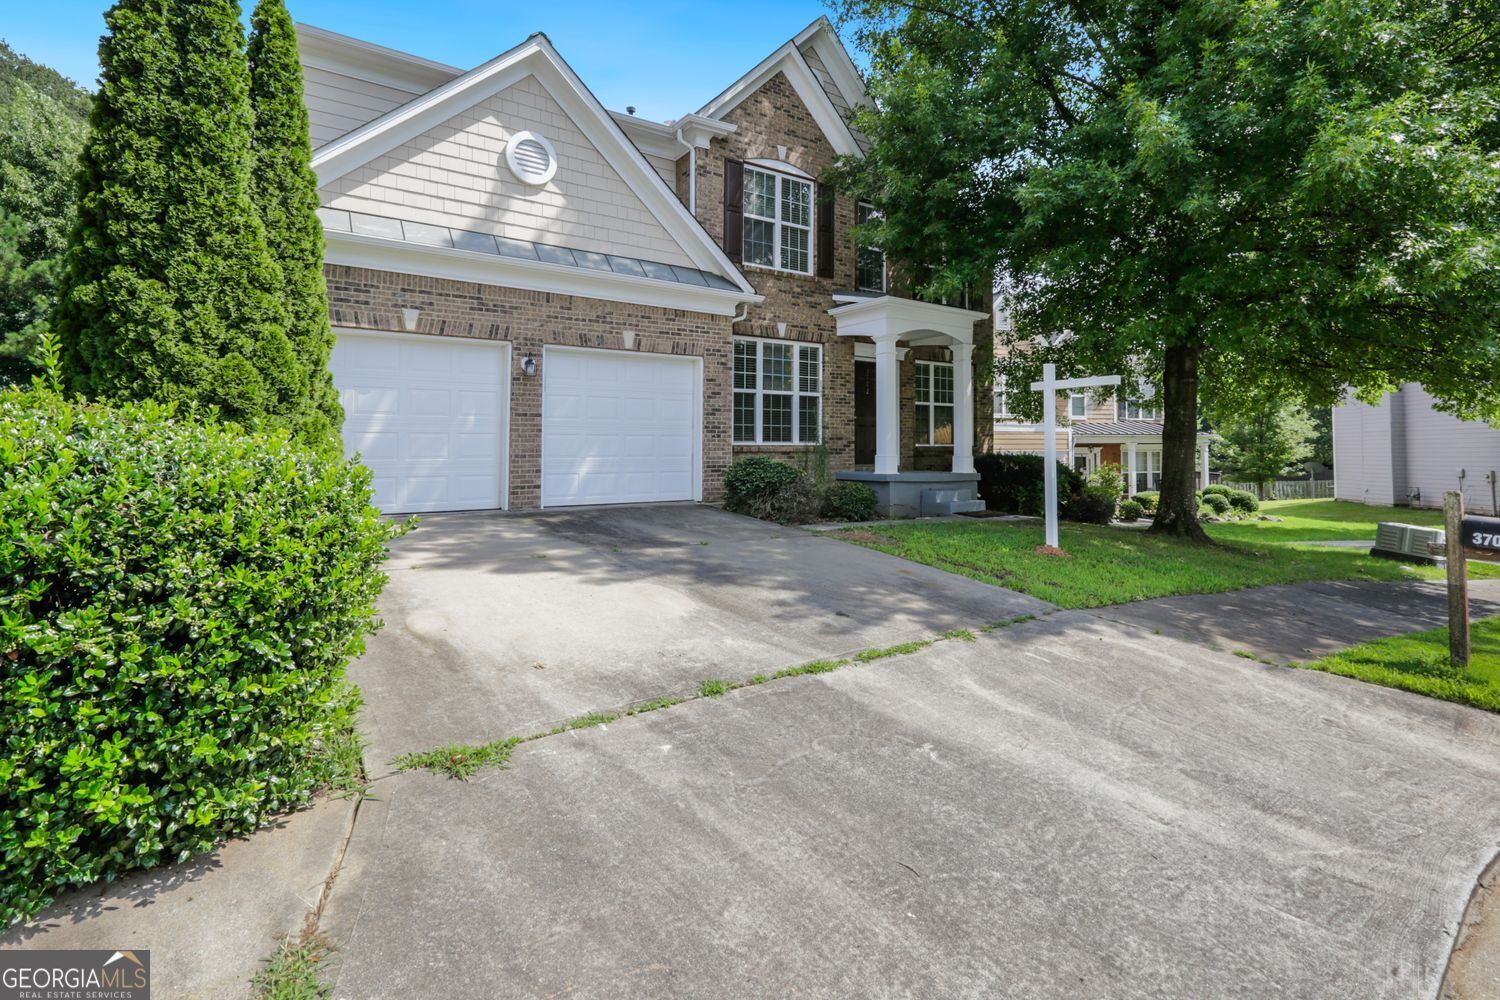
left=520, top=354, right=538, bottom=377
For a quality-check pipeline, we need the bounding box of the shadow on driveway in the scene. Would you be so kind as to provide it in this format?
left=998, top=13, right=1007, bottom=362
left=355, top=504, right=1049, bottom=773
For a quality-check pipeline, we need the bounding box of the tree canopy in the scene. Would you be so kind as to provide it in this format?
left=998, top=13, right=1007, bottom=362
left=831, top=0, right=1500, bottom=536
left=0, top=45, right=90, bottom=376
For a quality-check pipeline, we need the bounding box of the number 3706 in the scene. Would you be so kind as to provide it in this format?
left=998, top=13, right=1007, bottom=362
left=1470, top=532, right=1500, bottom=549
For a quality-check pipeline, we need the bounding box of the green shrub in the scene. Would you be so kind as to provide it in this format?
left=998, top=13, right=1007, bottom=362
left=744, top=476, right=822, bottom=524
left=974, top=453, right=1079, bottom=515
left=1200, top=484, right=1234, bottom=497
left=1063, top=492, right=1115, bottom=524
left=1082, top=463, right=1125, bottom=508
left=0, top=380, right=402, bottom=924
left=1227, top=489, right=1260, bottom=513
left=1201, top=492, right=1232, bottom=514
left=822, top=481, right=878, bottom=522
left=723, top=456, right=801, bottom=513
left=1134, top=490, right=1159, bottom=512
left=1117, top=499, right=1144, bottom=522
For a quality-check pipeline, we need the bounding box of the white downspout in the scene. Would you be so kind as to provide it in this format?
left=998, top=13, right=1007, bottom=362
left=676, top=128, right=697, bottom=215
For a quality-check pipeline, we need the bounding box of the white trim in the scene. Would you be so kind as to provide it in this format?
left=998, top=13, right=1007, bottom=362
left=324, top=230, right=761, bottom=316
left=504, top=130, right=558, bottom=185
left=539, top=345, right=704, bottom=508
left=310, top=35, right=756, bottom=295
left=795, top=19, right=873, bottom=113
left=296, top=23, right=461, bottom=97
left=828, top=295, right=987, bottom=346
left=331, top=327, right=511, bottom=512
left=914, top=360, right=956, bottom=446
left=741, top=164, right=814, bottom=276
left=746, top=157, right=814, bottom=180
left=696, top=29, right=863, bottom=158
left=732, top=335, right=823, bottom=446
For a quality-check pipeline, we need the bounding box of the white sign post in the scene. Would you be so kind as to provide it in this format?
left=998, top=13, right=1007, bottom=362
left=1031, top=363, right=1121, bottom=550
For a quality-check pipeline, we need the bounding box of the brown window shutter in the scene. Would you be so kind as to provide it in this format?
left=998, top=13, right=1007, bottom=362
left=815, top=186, right=835, bottom=279
left=723, top=159, right=743, bottom=264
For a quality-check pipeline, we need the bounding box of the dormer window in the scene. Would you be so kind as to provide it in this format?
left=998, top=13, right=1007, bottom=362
left=743, top=165, right=812, bottom=274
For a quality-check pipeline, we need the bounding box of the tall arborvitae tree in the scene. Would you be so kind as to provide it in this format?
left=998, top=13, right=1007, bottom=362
left=53, top=0, right=303, bottom=426
left=248, top=0, right=342, bottom=444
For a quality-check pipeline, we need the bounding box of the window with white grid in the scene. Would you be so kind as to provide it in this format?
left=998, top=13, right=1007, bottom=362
left=743, top=166, right=812, bottom=275
left=916, top=361, right=955, bottom=445
left=732, top=337, right=822, bottom=444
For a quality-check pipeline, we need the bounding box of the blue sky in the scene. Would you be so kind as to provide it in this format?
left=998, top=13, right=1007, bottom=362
left=4, top=0, right=858, bottom=121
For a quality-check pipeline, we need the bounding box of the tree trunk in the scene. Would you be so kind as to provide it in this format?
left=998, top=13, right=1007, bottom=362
left=1149, top=343, right=1211, bottom=541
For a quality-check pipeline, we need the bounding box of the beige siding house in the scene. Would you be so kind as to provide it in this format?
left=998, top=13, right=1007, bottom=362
left=1334, top=386, right=1500, bottom=514
left=301, top=18, right=992, bottom=516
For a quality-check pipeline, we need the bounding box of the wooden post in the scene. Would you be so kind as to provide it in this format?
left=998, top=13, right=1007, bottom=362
left=1446, top=490, right=1470, bottom=669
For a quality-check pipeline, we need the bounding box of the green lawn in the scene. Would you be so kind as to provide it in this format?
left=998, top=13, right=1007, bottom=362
left=830, top=499, right=1487, bottom=609
left=1297, top=617, right=1500, bottom=713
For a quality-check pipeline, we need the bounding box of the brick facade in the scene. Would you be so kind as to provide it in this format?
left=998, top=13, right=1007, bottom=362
left=325, top=264, right=734, bottom=508
left=690, top=71, right=991, bottom=473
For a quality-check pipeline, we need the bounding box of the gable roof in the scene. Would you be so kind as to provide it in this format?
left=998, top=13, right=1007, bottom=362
left=309, top=33, right=756, bottom=298
left=695, top=16, right=870, bottom=158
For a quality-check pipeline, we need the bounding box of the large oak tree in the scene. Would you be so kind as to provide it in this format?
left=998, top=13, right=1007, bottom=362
left=830, top=0, right=1500, bottom=538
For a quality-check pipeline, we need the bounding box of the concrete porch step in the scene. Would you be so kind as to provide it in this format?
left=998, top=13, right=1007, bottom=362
left=920, top=489, right=984, bottom=516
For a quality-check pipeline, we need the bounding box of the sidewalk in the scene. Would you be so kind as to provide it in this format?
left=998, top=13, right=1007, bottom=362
left=2, top=795, right=355, bottom=1000
left=1090, top=578, right=1500, bottom=664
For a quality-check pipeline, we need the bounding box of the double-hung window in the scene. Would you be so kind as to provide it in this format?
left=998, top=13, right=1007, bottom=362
left=994, top=376, right=1011, bottom=420
left=1135, top=449, right=1163, bottom=493
left=1069, top=393, right=1088, bottom=419
left=743, top=166, right=812, bottom=274
left=915, top=361, right=955, bottom=445
left=855, top=202, right=886, bottom=293
left=733, top=337, right=821, bottom=444
left=1124, top=398, right=1163, bottom=420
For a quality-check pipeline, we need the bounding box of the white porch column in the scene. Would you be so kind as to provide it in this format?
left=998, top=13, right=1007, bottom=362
left=1127, top=440, right=1138, bottom=497
left=950, top=342, right=975, bottom=474
left=873, top=334, right=902, bottom=475
left=1200, top=438, right=1211, bottom=488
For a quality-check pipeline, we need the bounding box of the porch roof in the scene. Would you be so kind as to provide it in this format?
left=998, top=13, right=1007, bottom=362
left=827, top=294, right=987, bottom=346
left=1072, top=420, right=1212, bottom=444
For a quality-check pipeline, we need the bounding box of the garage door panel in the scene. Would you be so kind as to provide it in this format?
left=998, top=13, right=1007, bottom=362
left=542, top=349, right=698, bottom=508
left=332, top=332, right=507, bottom=514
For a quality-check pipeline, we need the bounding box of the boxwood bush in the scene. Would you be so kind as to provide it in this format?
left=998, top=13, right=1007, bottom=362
left=1134, top=491, right=1159, bottom=512
left=722, top=456, right=802, bottom=514
left=1201, top=492, right=1232, bottom=515
left=1, top=380, right=403, bottom=925
left=1227, top=489, right=1260, bottom=513
left=1117, top=499, right=1144, bottom=522
left=821, top=481, right=878, bottom=522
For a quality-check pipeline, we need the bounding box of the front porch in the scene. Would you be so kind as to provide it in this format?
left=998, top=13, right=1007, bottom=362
left=828, top=295, right=989, bottom=517
left=1070, top=420, right=1212, bottom=497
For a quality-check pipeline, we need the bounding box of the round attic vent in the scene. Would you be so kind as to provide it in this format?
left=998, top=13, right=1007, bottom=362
left=505, top=131, right=557, bottom=185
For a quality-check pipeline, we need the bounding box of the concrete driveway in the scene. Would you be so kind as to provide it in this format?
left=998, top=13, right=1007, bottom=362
left=324, top=611, right=1500, bottom=999
left=354, top=505, right=1048, bottom=774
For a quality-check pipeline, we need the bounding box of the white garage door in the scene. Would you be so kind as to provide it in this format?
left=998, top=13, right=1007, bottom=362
left=542, top=348, right=700, bottom=507
left=331, top=331, right=508, bottom=514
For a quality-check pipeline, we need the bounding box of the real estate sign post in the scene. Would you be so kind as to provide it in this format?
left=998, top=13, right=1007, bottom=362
left=1449, top=490, right=1500, bottom=667
left=1031, top=363, right=1121, bottom=549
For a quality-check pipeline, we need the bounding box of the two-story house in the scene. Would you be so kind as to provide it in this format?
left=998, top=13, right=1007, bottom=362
left=299, top=17, right=992, bottom=516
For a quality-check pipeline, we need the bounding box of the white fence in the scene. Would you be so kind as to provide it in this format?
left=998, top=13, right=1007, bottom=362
left=1221, top=479, right=1336, bottom=501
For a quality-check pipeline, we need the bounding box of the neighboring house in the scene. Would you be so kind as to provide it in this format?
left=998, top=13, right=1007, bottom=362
left=989, top=312, right=1210, bottom=496
left=1334, top=385, right=1500, bottom=514
left=298, top=18, right=992, bottom=516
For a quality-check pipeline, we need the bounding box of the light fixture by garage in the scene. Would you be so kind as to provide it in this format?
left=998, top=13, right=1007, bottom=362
left=520, top=354, right=538, bottom=377
left=504, top=130, right=558, bottom=186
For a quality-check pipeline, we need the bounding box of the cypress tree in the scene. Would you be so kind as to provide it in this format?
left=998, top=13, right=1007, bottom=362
left=53, top=0, right=303, bottom=426
left=248, top=0, right=342, bottom=444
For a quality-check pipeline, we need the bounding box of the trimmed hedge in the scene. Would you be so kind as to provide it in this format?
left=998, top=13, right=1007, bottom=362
left=1134, top=491, right=1159, bottom=512
left=1227, top=489, right=1260, bottom=513
left=1201, top=492, right=1232, bottom=514
left=975, top=453, right=1080, bottom=515
left=0, top=382, right=402, bottom=924
left=723, top=456, right=802, bottom=514
left=822, top=481, right=878, bottom=522
left=1118, top=499, right=1144, bottom=522
left=1200, top=484, right=1234, bottom=497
